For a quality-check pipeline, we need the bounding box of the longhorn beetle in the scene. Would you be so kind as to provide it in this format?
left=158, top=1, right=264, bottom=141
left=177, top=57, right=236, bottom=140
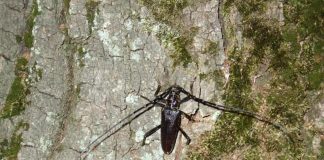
left=80, top=85, right=290, bottom=159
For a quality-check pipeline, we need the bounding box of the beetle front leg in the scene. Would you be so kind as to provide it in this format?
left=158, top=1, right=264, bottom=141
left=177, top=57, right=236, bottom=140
left=140, top=85, right=170, bottom=105
left=179, top=96, right=191, bottom=104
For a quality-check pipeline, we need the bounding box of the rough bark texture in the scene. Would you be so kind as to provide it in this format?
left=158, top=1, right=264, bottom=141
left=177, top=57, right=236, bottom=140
left=0, top=0, right=323, bottom=160
left=1, top=0, right=225, bottom=159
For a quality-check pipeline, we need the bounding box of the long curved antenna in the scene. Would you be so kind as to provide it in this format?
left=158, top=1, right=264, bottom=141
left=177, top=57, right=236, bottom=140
left=177, top=86, right=293, bottom=142
left=81, top=88, right=172, bottom=159
left=81, top=102, right=157, bottom=159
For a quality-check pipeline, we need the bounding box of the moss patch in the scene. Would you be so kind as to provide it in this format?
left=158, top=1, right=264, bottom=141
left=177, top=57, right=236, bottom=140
left=139, top=0, right=188, bottom=26
left=199, top=69, right=224, bottom=88
left=320, top=138, right=324, bottom=159
left=76, top=83, right=81, bottom=98
left=187, top=0, right=324, bottom=159
left=0, top=77, right=26, bottom=119
left=0, top=57, right=29, bottom=119
left=0, top=121, right=29, bottom=159
left=154, top=26, right=198, bottom=68
left=23, top=0, right=39, bottom=48
left=15, top=57, right=28, bottom=75
left=202, top=40, right=219, bottom=55
left=15, top=35, right=22, bottom=44
left=59, top=0, right=71, bottom=35
left=140, top=1, right=201, bottom=68
left=85, top=0, right=100, bottom=34
left=77, top=47, right=86, bottom=67
left=63, top=0, right=71, bottom=11
left=169, top=35, right=193, bottom=68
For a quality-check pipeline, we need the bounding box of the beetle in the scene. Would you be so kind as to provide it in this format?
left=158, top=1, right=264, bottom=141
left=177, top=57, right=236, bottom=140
left=141, top=86, right=193, bottom=154
left=80, top=85, right=289, bottom=159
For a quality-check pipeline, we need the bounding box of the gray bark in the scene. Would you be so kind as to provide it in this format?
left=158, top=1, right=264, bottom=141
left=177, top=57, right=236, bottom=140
left=1, top=0, right=225, bottom=159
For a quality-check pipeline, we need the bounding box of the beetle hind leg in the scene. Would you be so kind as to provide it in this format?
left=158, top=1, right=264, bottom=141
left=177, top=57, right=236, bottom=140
left=179, top=127, right=191, bottom=145
left=142, top=125, right=161, bottom=146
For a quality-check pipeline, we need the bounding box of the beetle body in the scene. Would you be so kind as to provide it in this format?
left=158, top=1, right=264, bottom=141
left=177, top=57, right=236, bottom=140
left=161, top=107, right=181, bottom=154
left=160, top=87, right=183, bottom=154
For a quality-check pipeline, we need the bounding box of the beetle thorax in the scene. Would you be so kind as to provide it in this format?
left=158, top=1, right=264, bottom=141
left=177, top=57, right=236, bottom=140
left=167, top=89, right=181, bottom=109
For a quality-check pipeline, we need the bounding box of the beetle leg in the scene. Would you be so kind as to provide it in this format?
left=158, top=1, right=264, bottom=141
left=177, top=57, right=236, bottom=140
left=179, top=96, right=191, bottom=104
left=139, top=85, right=171, bottom=105
left=155, top=86, right=172, bottom=99
left=180, top=111, right=194, bottom=121
left=142, top=125, right=161, bottom=146
left=179, top=127, right=191, bottom=145
left=154, top=84, right=161, bottom=96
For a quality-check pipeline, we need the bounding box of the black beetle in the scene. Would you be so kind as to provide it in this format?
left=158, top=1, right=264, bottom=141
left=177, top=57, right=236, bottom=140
left=80, top=85, right=289, bottom=158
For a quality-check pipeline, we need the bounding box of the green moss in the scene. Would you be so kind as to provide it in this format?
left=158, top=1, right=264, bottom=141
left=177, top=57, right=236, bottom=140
left=23, top=32, right=34, bottom=49
left=210, top=70, right=225, bottom=89
left=77, top=47, right=86, bottom=67
left=140, top=1, right=209, bottom=68
left=140, top=0, right=188, bottom=25
left=243, top=17, right=282, bottom=60
left=199, top=73, right=207, bottom=80
left=169, top=36, right=192, bottom=68
left=224, top=0, right=269, bottom=17
left=243, top=147, right=261, bottom=160
left=0, top=57, right=29, bottom=119
left=199, top=69, right=224, bottom=89
left=0, top=121, right=29, bottom=159
left=202, top=48, right=258, bottom=155
left=15, top=57, right=28, bottom=75
left=64, top=0, right=71, bottom=10
left=188, top=0, right=324, bottom=159
left=155, top=27, right=198, bottom=68
left=15, top=35, right=22, bottom=44
left=308, top=63, right=324, bottom=90
left=76, top=83, right=81, bottom=98
left=85, top=0, right=100, bottom=34
left=36, top=69, right=43, bottom=81
left=139, top=0, right=198, bottom=68
left=0, top=77, right=26, bottom=119
left=59, top=0, right=71, bottom=36
left=188, top=47, right=260, bottom=158
left=319, top=139, right=324, bottom=159
left=202, top=40, right=219, bottom=55
left=23, top=0, right=39, bottom=48
left=225, top=51, right=254, bottom=106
